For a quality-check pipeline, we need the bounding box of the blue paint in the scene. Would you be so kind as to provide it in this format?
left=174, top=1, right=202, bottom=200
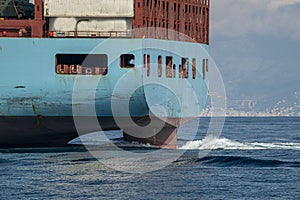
left=0, top=38, right=209, bottom=119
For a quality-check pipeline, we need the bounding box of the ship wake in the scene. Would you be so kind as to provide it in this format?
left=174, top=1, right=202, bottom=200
left=179, top=137, right=300, bottom=150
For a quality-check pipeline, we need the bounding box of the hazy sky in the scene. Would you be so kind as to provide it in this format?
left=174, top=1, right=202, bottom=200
left=210, top=0, right=300, bottom=106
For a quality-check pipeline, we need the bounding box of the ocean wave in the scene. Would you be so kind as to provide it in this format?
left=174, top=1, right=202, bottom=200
left=179, top=137, right=300, bottom=150
left=197, top=156, right=300, bottom=168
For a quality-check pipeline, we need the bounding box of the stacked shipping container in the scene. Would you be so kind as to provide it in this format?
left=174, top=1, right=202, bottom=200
left=133, top=0, right=209, bottom=44
left=0, top=0, right=210, bottom=44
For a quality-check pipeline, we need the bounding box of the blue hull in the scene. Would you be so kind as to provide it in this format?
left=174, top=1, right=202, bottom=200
left=0, top=38, right=209, bottom=146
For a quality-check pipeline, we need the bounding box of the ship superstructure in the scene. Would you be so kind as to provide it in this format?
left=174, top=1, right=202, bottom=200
left=0, top=0, right=209, bottom=42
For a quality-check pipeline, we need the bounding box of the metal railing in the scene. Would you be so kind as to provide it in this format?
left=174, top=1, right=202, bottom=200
left=48, top=30, right=133, bottom=38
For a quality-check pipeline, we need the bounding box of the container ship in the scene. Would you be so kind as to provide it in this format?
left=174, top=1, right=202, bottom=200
left=0, top=0, right=210, bottom=148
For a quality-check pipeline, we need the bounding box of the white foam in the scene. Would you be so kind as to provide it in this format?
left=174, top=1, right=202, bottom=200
left=179, top=137, right=300, bottom=150
left=71, top=131, right=300, bottom=151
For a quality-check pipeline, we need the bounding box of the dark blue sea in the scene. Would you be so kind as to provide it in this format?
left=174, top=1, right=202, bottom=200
left=1, top=117, right=299, bottom=199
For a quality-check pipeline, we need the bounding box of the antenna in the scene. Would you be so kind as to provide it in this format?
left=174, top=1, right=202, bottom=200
left=10, top=0, right=19, bottom=19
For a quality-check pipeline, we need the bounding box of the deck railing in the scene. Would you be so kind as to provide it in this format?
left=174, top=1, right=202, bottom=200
left=47, top=30, right=133, bottom=38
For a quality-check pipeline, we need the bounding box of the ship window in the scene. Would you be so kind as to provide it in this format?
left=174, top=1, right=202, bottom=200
left=172, top=64, right=176, bottom=78
left=166, top=56, right=173, bottom=78
left=158, top=55, right=162, bottom=77
left=179, top=64, right=182, bottom=78
left=192, top=58, right=196, bottom=79
left=120, top=54, right=135, bottom=68
left=202, top=59, right=208, bottom=79
left=144, top=54, right=147, bottom=68
left=203, top=59, right=205, bottom=80
left=55, top=54, right=108, bottom=75
left=182, top=58, right=189, bottom=78
left=147, top=55, right=150, bottom=76
left=206, top=60, right=209, bottom=72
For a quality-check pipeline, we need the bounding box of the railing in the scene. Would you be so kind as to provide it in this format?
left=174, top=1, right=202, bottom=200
left=0, top=27, right=31, bottom=37
left=47, top=30, right=133, bottom=38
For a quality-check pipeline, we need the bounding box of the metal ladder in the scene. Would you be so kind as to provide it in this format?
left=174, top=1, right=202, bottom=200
left=0, top=0, right=10, bottom=16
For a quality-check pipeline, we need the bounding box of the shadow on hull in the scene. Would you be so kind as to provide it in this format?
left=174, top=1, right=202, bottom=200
left=0, top=116, right=177, bottom=148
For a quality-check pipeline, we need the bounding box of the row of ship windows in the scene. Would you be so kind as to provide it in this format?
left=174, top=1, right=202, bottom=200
left=143, top=54, right=208, bottom=79
left=55, top=54, right=208, bottom=79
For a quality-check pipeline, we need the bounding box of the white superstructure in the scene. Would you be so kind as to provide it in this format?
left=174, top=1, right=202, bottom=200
left=44, top=0, right=134, bottom=33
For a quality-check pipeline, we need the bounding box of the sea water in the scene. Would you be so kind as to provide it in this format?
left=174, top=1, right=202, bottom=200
left=0, top=117, right=299, bottom=199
